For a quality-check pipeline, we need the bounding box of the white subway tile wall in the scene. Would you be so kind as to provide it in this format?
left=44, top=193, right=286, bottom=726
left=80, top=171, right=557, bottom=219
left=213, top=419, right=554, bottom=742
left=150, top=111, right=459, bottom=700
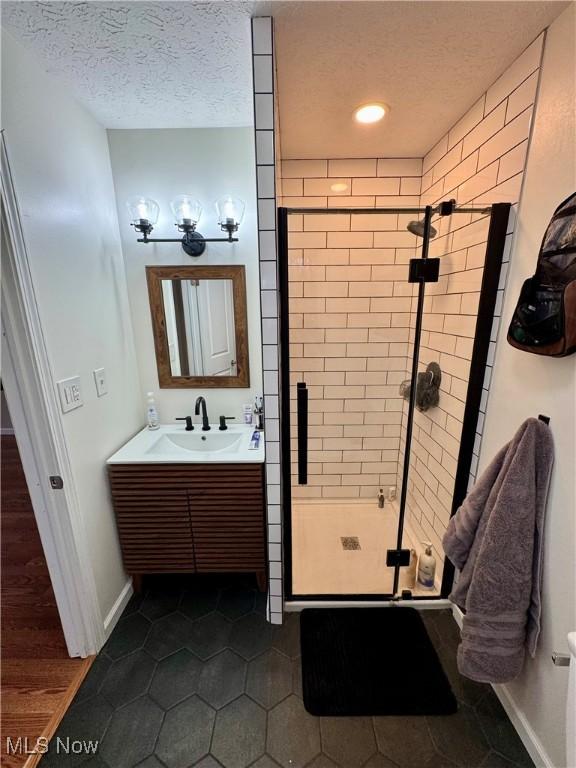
left=402, top=33, right=544, bottom=569
left=253, top=22, right=544, bottom=612
left=252, top=17, right=283, bottom=624
left=280, top=159, right=422, bottom=500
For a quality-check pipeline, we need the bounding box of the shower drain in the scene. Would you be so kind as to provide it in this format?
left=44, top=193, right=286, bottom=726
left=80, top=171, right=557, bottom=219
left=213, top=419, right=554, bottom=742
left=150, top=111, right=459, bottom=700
left=341, top=536, right=361, bottom=550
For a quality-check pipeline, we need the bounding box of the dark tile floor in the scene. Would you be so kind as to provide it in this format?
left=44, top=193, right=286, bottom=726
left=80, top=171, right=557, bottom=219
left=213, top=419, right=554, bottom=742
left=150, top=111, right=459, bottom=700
left=42, top=575, right=535, bottom=768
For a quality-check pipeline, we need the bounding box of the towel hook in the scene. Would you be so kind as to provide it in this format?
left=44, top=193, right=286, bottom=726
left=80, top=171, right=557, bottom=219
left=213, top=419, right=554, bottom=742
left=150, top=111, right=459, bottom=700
left=538, top=414, right=550, bottom=425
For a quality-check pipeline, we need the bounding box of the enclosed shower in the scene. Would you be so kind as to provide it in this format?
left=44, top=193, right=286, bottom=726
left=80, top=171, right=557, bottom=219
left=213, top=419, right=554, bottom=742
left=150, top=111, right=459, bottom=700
left=278, top=200, right=510, bottom=600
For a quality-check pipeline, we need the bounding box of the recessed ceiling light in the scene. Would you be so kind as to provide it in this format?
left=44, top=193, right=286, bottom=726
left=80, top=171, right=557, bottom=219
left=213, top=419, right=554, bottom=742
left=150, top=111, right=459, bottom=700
left=330, top=182, right=349, bottom=193
left=354, top=103, right=388, bottom=124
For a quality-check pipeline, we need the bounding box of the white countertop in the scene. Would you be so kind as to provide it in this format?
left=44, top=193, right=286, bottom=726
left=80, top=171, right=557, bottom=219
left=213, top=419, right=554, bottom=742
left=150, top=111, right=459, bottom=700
left=107, top=424, right=265, bottom=464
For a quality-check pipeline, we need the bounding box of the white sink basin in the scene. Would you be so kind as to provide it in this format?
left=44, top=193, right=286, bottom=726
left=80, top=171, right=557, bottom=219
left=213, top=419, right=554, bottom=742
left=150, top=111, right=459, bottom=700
left=107, top=424, right=264, bottom=464
left=147, top=431, right=242, bottom=455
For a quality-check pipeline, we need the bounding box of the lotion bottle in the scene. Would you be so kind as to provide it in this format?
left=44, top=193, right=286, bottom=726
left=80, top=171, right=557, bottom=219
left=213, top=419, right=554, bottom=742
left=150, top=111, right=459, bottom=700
left=146, top=392, right=160, bottom=430
left=417, top=541, right=436, bottom=589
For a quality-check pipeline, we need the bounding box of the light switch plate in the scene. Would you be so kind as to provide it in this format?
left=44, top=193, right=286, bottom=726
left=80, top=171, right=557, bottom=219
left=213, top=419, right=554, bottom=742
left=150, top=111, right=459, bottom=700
left=93, top=368, right=107, bottom=397
left=57, top=376, right=83, bottom=413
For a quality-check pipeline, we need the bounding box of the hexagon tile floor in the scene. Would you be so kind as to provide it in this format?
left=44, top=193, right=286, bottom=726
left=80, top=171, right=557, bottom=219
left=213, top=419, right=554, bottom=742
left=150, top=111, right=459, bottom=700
left=42, top=575, right=535, bottom=768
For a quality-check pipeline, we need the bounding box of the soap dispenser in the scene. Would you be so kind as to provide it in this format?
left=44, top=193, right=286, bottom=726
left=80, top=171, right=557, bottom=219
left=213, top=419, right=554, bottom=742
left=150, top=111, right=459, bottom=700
left=417, top=541, right=436, bottom=589
left=146, top=392, right=160, bottom=431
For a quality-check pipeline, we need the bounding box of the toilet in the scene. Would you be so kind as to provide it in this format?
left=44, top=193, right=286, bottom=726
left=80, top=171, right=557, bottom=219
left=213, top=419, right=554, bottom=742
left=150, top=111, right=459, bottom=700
left=567, top=632, right=576, bottom=768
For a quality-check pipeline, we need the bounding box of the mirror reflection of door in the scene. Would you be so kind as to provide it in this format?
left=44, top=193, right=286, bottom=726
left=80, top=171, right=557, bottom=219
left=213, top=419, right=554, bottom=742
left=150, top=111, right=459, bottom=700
left=148, top=265, right=249, bottom=388
left=161, top=279, right=237, bottom=377
left=196, top=279, right=236, bottom=376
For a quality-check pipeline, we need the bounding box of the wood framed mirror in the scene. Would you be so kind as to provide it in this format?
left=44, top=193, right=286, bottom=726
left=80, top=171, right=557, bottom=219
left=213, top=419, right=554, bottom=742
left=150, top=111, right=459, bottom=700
left=146, top=265, right=250, bottom=388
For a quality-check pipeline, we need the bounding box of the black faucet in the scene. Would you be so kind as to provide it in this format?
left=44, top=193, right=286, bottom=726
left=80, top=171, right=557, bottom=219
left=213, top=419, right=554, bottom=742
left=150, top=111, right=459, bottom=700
left=195, top=396, right=210, bottom=431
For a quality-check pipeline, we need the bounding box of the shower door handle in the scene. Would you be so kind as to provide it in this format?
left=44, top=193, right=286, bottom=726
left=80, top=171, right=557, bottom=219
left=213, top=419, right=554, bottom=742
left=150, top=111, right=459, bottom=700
left=297, top=382, right=308, bottom=485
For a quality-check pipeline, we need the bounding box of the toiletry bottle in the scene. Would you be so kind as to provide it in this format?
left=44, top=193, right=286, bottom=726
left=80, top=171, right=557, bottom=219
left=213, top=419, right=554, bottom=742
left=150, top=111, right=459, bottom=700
left=378, top=489, right=385, bottom=508
left=417, top=542, right=436, bottom=589
left=146, top=392, right=160, bottom=430
left=243, top=404, right=253, bottom=425
left=406, top=549, right=418, bottom=589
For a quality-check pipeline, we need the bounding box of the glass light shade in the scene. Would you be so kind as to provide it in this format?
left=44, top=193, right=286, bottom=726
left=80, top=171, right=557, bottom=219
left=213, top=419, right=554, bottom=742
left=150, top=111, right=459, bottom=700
left=170, top=195, right=202, bottom=227
left=126, top=196, right=159, bottom=225
left=215, top=196, right=245, bottom=228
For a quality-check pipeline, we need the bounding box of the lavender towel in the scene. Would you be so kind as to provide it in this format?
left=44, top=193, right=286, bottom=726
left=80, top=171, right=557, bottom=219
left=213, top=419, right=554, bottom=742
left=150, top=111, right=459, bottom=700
left=442, top=418, right=554, bottom=683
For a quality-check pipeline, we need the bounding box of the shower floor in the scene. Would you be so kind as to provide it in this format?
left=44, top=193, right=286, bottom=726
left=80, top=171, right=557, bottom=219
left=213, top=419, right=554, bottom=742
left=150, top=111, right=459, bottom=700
left=292, top=500, right=438, bottom=597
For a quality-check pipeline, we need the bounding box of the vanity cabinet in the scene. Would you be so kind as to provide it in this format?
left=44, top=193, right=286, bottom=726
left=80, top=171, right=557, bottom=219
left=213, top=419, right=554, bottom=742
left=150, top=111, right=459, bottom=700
left=108, top=463, right=267, bottom=590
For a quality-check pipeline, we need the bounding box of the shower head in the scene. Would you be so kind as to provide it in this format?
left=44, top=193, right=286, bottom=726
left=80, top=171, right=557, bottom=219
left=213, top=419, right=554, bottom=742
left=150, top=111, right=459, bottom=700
left=406, top=199, right=490, bottom=239
left=407, top=218, right=437, bottom=239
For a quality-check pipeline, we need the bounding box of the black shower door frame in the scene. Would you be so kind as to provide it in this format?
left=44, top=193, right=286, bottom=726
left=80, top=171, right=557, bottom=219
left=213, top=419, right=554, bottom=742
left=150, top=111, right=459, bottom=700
left=278, top=202, right=511, bottom=602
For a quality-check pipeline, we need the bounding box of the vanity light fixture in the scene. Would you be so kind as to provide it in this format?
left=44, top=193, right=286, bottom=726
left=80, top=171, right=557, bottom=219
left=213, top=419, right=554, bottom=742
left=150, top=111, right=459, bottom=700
left=127, top=193, right=244, bottom=257
left=126, top=196, right=160, bottom=233
left=354, top=103, right=388, bottom=124
left=215, top=195, right=245, bottom=235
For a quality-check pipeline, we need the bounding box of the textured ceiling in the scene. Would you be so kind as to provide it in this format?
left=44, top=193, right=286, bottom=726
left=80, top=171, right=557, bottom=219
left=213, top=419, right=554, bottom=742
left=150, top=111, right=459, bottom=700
left=271, top=0, right=569, bottom=158
left=1, top=1, right=256, bottom=128
left=1, top=0, right=569, bottom=154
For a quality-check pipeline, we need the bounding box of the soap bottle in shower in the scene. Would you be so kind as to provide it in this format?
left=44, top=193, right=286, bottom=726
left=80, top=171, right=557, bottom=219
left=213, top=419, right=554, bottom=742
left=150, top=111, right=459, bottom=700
left=146, top=392, right=160, bottom=431
left=417, top=542, right=436, bottom=589
left=406, top=549, right=418, bottom=589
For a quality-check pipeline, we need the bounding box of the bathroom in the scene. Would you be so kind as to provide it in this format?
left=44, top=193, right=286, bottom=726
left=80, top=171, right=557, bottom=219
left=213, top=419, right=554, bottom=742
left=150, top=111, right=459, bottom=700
left=0, top=2, right=574, bottom=768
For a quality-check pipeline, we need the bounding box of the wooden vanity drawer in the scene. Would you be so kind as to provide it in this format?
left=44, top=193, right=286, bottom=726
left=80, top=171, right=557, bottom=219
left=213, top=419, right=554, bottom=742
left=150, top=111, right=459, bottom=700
left=108, top=463, right=266, bottom=578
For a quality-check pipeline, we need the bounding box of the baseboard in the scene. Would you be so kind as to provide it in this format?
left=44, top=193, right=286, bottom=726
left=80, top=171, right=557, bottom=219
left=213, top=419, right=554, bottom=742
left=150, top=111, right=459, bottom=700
left=450, top=605, right=553, bottom=768
left=103, top=578, right=133, bottom=641
left=492, top=684, right=554, bottom=768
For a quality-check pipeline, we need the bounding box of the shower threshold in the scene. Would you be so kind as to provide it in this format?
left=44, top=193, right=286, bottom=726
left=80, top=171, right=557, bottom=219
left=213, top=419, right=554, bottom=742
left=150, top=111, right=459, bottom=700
left=284, top=598, right=452, bottom=611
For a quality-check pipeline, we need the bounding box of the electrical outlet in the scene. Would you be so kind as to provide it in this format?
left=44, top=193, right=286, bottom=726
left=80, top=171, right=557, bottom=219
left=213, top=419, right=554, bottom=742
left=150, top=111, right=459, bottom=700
left=93, top=368, right=108, bottom=397
left=57, top=376, right=83, bottom=413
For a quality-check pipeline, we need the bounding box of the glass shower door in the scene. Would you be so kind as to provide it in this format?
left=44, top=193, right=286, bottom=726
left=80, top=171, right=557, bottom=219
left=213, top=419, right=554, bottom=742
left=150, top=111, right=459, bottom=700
left=282, top=207, right=419, bottom=598
left=279, top=201, right=511, bottom=600
left=397, top=204, right=510, bottom=597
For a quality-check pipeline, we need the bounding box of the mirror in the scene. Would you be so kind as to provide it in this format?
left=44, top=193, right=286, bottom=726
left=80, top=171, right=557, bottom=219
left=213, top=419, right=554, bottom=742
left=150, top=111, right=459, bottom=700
left=146, top=266, right=249, bottom=388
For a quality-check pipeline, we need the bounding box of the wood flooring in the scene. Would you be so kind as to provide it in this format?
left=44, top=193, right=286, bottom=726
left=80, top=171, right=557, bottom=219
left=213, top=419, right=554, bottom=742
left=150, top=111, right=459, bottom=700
left=1, top=435, right=92, bottom=768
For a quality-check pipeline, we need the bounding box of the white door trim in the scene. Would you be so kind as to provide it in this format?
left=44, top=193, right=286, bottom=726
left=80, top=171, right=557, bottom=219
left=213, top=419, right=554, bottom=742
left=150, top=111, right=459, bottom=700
left=1, top=135, right=103, bottom=656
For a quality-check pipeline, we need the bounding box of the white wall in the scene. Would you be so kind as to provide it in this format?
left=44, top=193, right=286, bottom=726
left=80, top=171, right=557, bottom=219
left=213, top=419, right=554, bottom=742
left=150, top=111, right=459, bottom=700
left=1, top=31, right=142, bottom=624
left=478, top=7, right=575, bottom=766
left=107, top=128, right=262, bottom=423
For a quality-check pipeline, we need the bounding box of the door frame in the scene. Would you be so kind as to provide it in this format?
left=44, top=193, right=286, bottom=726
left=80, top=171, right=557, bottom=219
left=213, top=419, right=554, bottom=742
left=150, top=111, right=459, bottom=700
left=1, top=135, right=103, bottom=656
left=278, top=203, right=511, bottom=602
